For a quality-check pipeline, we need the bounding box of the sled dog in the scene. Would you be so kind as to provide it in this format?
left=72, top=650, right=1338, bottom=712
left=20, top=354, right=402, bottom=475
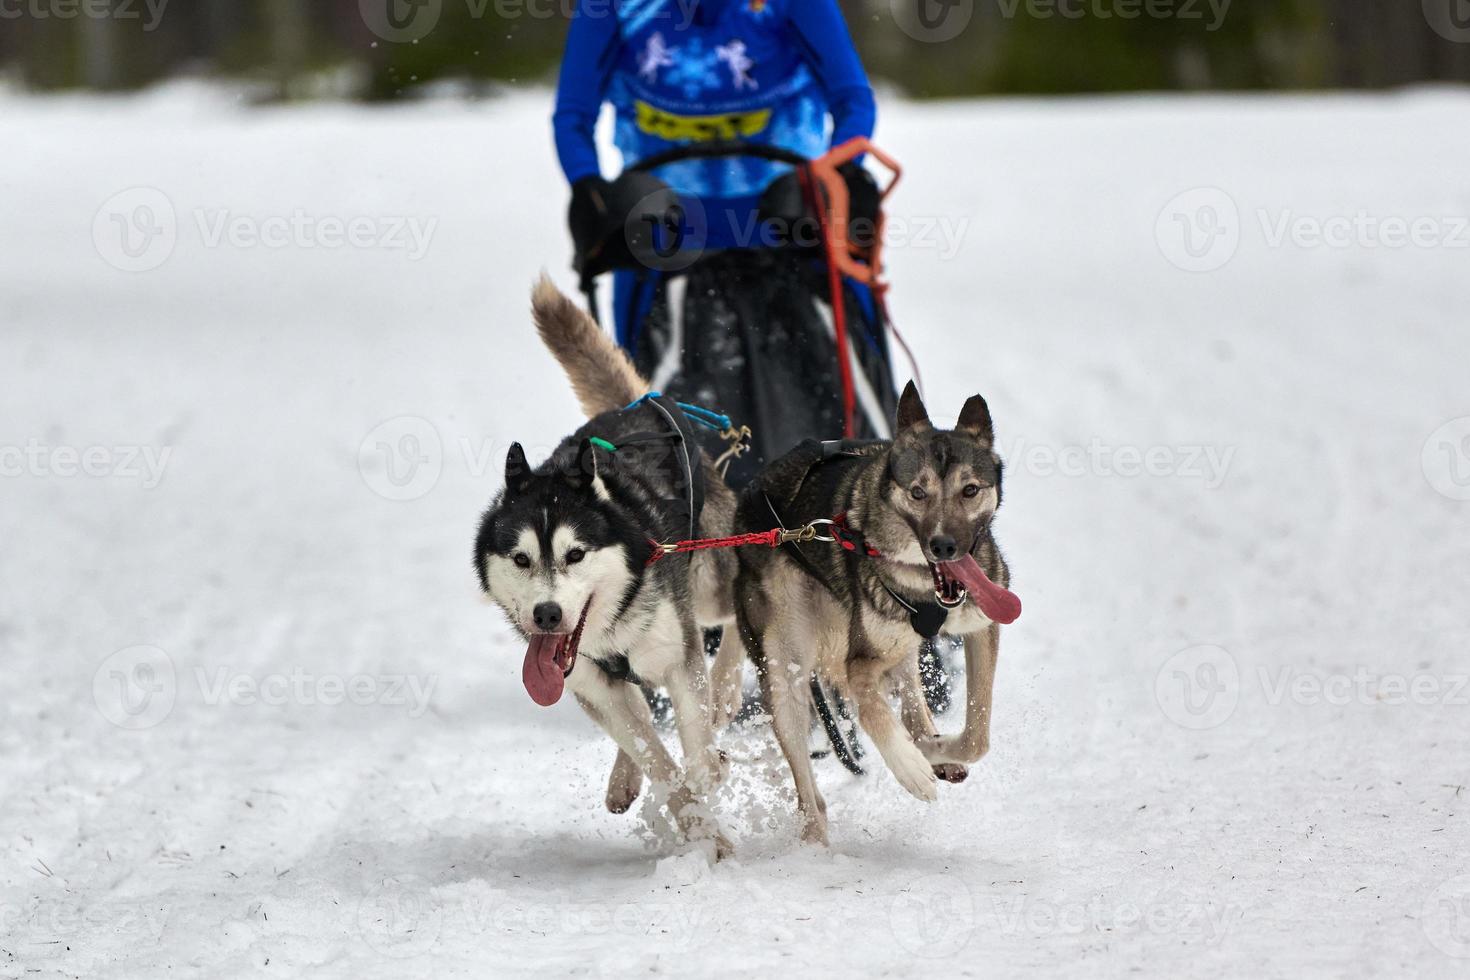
left=729, top=383, right=1020, bottom=845
left=474, top=277, right=738, bottom=859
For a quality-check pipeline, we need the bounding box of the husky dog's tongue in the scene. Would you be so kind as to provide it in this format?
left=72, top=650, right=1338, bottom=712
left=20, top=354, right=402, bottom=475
left=522, top=634, right=570, bottom=706
left=937, top=554, right=1022, bottom=625
left=521, top=600, right=590, bottom=706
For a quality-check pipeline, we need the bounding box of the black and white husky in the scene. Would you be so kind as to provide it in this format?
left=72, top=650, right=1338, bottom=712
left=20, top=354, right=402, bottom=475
left=474, top=278, right=737, bottom=859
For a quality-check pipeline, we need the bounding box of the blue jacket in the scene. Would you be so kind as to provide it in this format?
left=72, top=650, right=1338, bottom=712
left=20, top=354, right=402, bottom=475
left=553, top=0, right=876, bottom=202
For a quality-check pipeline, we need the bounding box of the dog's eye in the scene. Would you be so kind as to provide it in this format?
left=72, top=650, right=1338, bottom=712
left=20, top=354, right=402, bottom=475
left=962, top=484, right=981, bottom=498
left=909, top=486, right=927, bottom=501
left=565, top=548, right=585, bottom=565
left=513, top=553, right=532, bottom=569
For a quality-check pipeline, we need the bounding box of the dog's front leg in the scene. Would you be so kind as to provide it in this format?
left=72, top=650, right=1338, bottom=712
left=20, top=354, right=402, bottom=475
left=663, top=618, right=726, bottom=795
left=848, top=649, right=938, bottom=802
left=576, top=673, right=732, bottom=861
left=921, top=622, right=999, bottom=765
left=896, top=650, right=969, bottom=784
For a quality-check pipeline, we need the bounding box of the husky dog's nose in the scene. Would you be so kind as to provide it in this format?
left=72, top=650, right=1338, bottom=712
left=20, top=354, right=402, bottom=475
left=929, top=535, right=960, bottom=561
left=533, top=602, right=563, bottom=632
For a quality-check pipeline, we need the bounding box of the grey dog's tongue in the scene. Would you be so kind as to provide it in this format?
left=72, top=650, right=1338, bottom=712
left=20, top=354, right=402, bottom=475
left=523, top=634, right=566, bottom=707
left=939, top=554, right=1023, bottom=625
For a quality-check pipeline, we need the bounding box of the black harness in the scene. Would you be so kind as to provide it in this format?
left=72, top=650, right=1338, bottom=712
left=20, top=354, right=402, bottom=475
left=764, top=439, right=951, bottom=640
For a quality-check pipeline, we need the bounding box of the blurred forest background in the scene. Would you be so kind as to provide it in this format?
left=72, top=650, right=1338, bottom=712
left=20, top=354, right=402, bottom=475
left=2, top=0, right=1469, bottom=99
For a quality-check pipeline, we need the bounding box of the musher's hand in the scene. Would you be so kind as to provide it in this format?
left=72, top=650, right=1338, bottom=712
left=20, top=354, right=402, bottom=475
left=568, top=175, right=615, bottom=270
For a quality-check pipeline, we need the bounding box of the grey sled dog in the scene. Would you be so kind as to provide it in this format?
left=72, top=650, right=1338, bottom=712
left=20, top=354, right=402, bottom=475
left=727, top=383, right=1021, bottom=845
left=474, top=277, right=738, bottom=859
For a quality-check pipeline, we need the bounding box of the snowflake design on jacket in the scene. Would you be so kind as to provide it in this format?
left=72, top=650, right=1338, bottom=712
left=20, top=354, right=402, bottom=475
left=715, top=39, right=758, bottom=91
left=662, top=37, right=724, bottom=100
left=638, top=32, right=677, bottom=82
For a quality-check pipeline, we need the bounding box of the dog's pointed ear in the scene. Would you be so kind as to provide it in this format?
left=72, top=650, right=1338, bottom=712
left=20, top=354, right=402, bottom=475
left=895, top=381, right=931, bottom=434
left=957, top=394, right=994, bottom=445
left=505, top=442, right=533, bottom=495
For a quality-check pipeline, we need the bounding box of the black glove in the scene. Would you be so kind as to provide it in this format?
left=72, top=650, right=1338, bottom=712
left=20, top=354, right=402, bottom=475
left=839, top=162, right=881, bottom=247
left=568, top=175, right=615, bottom=272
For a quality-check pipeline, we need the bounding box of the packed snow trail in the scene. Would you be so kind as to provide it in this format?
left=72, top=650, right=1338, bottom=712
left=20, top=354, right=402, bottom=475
left=2, top=85, right=1469, bottom=978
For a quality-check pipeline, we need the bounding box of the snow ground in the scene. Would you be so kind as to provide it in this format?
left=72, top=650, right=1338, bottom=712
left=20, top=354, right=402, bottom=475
left=3, top=84, right=1470, bottom=978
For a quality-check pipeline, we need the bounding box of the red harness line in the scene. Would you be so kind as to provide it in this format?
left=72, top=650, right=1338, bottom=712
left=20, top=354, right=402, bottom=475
left=645, top=513, right=879, bottom=566
left=798, top=165, right=858, bottom=440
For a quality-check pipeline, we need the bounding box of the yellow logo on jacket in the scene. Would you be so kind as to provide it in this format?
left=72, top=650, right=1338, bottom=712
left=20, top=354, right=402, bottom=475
left=634, top=101, right=772, bottom=142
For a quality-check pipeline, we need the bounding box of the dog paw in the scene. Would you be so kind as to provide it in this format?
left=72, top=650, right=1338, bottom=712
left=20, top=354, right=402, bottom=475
left=605, top=781, right=640, bottom=814
left=923, top=733, right=990, bottom=766
left=882, top=738, right=939, bottom=802
left=800, top=815, right=830, bottom=847
left=933, top=763, right=968, bottom=783
left=713, top=832, right=735, bottom=862
left=605, top=756, right=642, bottom=814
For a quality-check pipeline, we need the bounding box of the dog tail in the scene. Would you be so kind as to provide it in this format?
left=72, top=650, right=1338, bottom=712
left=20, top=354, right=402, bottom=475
left=531, top=274, right=647, bottom=417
